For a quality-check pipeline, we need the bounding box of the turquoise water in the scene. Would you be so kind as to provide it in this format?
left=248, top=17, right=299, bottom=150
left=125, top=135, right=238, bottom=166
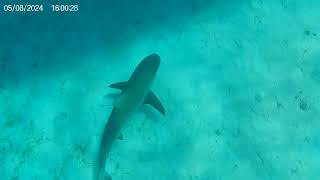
left=1, top=0, right=320, bottom=179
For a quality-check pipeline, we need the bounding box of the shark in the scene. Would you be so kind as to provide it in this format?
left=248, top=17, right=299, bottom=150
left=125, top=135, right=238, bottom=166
left=93, top=54, right=166, bottom=180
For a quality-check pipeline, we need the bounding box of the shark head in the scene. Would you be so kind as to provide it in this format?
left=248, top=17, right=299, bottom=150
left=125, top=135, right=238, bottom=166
left=142, top=53, right=160, bottom=72
left=137, top=53, right=160, bottom=77
left=128, top=53, right=161, bottom=88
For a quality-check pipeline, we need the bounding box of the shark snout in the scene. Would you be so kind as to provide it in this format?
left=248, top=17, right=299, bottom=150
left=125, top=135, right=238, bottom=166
left=139, top=53, right=160, bottom=74
left=147, top=54, right=160, bottom=69
left=148, top=54, right=160, bottom=63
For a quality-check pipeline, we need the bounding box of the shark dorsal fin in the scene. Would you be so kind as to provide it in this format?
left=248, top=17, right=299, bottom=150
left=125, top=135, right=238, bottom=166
left=144, top=91, right=166, bottom=116
left=109, top=81, right=128, bottom=90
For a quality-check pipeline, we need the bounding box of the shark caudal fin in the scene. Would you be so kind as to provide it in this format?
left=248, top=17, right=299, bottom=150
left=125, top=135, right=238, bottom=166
left=98, top=170, right=112, bottom=180
left=93, top=165, right=112, bottom=180
left=93, top=155, right=112, bottom=180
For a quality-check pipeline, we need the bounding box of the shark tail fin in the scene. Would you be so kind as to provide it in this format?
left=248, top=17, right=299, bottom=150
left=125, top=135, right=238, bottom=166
left=98, top=170, right=112, bottom=180
left=93, top=158, right=112, bottom=180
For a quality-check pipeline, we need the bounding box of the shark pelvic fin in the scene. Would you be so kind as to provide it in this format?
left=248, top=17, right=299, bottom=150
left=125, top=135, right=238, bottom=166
left=109, top=81, right=128, bottom=90
left=144, top=91, right=166, bottom=116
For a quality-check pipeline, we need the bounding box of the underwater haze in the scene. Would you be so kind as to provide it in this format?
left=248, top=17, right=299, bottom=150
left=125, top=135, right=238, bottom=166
left=1, top=0, right=320, bottom=179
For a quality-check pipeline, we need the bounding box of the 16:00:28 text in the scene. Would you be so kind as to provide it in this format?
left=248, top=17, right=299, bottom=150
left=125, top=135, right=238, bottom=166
left=51, top=5, right=79, bottom=12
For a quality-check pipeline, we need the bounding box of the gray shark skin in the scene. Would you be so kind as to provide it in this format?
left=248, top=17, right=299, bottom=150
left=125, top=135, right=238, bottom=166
left=93, top=54, right=165, bottom=180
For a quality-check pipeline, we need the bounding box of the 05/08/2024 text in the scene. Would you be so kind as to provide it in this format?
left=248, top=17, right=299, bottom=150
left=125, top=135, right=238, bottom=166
left=3, top=4, right=43, bottom=12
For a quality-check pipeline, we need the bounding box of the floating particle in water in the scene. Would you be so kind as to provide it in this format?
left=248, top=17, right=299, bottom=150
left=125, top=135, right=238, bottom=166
left=232, top=164, right=239, bottom=172
left=304, top=30, right=311, bottom=35
left=9, top=175, right=19, bottom=180
left=0, top=138, right=12, bottom=154
left=304, top=29, right=317, bottom=37
left=214, top=129, right=223, bottom=136
left=294, top=91, right=303, bottom=100
left=254, top=93, right=263, bottom=103
left=4, top=115, right=20, bottom=128
left=32, top=60, right=39, bottom=69
left=311, top=69, right=320, bottom=83
left=299, top=98, right=309, bottom=111
left=274, top=96, right=283, bottom=109
left=276, top=101, right=283, bottom=109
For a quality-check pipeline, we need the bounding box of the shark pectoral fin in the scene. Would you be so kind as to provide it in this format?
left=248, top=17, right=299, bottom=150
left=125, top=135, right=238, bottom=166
left=144, top=91, right=166, bottom=116
left=109, top=81, right=128, bottom=90
left=118, top=133, right=123, bottom=140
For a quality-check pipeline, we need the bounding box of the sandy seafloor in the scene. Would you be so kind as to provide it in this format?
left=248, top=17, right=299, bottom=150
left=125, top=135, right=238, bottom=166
left=0, top=0, right=320, bottom=179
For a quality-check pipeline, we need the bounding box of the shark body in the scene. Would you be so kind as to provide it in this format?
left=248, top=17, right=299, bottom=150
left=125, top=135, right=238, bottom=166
left=94, top=54, right=165, bottom=180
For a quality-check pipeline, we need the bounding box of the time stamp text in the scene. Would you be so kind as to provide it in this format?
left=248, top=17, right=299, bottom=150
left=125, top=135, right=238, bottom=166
left=3, top=4, right=79, bottom=12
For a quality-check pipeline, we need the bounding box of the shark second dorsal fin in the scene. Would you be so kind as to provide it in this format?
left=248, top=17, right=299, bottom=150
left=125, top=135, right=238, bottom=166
left=144, top=91, right=166, bottom=116
left=109, top=81, right=128, bottom=90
